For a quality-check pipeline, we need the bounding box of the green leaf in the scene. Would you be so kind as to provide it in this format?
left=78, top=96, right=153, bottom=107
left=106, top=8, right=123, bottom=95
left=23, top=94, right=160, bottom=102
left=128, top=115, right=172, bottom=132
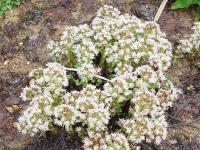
left=127, top=94, right=132, bottom=100
left=75, top=80, right=81, bottom=86
left=95, top=79, right=102, bottom=87
left=112, top=100, right=122, bottom=113
left=172, top=0, right=200, bottom=9
left=67, top=74, right=73, bottom=80
left=115, top=105, right=122, bottom=113
left=196, top=7, right=200, bottom=20
left=166, top=75, right=172, bottom=81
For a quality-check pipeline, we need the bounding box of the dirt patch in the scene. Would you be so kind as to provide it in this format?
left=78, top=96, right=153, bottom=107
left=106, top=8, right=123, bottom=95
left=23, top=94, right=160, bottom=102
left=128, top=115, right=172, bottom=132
left=0, top=0, right=199, bottom=149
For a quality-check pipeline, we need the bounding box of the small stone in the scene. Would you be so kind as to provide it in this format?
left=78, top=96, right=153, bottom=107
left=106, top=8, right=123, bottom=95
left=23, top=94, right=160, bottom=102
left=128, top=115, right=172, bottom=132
left=196, top=62, right=200, bottom=68
left=4, top=60, right=10, bottom=65
left=19, top=42, right=23, bottom=46
left=173, top=12, right=178, bottom=17
left=6, top=105, right=22, bottom=113
left=168, top=139, right=178, bottom=145
left=13, top=122, right=17, bottom=128
left=6, top=106, right=14, bottom=113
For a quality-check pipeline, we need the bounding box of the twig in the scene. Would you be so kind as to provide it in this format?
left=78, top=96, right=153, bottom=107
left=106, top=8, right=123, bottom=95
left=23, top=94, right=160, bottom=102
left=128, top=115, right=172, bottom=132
left=168, top=117, right=200, bottom=129
left=66, top=67, right=78, bottom=71
left=169, top=124, right=200, bottom=129
left=95, top=75, right=112, bottom=82
left=164, top=141, right=178, bottom=150
left=168, top=95, right=189, bottom=122
left=169, top=114, right=200, bottom=123
left=154, top=0, right=168, bottom=22
left=65, top=67, right=112, bottom=82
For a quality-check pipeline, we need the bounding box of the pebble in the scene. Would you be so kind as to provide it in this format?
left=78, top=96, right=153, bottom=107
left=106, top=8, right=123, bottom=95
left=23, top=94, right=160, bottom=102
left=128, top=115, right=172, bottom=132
left=168, top=139, right=178, bottom=145
left=4, top=60, right=10, bottom=66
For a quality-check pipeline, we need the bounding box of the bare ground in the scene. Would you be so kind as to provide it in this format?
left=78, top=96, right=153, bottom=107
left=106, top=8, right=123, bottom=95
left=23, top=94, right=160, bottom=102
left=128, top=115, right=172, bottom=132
left=0, top=0, right=199, bottom=149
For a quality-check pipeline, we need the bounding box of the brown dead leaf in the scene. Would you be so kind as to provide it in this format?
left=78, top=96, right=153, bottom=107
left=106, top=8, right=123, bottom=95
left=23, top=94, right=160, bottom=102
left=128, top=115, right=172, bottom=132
left=6, top=105, right=23, bottom=113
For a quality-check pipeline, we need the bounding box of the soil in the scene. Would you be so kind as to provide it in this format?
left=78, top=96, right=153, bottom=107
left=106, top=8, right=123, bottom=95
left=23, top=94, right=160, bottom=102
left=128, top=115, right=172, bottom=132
left=0, top=0, right=199, bottom=149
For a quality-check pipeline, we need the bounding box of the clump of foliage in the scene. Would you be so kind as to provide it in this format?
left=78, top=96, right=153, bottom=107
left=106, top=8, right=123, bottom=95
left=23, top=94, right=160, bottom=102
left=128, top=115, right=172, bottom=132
left=0, top=0, right=21, bottom=15
left=17, top=5, right=179, bottom=150
left=172, top=0, right=200, bottom=20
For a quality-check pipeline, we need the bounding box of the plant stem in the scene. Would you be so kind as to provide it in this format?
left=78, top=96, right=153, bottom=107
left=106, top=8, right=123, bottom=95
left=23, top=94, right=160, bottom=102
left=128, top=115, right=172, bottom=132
left=65, top=67, right=111, bottom=82
left=154, top=0, right=168, bottom=22
left=99, top=49, right=105, bottom=68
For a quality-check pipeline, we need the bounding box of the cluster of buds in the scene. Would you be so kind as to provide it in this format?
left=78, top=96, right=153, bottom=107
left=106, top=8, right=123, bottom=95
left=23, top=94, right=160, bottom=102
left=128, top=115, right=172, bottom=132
left=177, top=22, right=200, bottom=53
left=17, top=5, right=180, bottom=150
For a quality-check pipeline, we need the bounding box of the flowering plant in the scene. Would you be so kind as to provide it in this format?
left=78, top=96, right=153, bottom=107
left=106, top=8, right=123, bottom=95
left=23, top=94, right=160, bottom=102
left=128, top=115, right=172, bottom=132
left=177, top=22, right=200, bottom=54
left=17, top=5, right=179, bottom=149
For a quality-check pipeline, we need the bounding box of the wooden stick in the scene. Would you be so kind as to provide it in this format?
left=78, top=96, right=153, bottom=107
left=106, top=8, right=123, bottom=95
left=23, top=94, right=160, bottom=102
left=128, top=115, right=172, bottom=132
left=154, top=0, right=168, bottom=22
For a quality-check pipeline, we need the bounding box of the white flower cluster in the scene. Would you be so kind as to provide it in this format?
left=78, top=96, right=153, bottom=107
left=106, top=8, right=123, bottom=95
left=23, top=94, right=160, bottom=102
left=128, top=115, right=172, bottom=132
left=17, top=5, right=180, bottom=150
left=133, top=65, right=178, bottom=109
left=83, top=132, right=130, bottom=150
left=47, top=24, right=100, bottom=82
left=17, top=103, right=53, bottom=136
left=103, top=73, right=136, bottom=114
left=58, top=84, right=110, bottom=134
left=119, top=114, right=167, bottom=145
left=48, top=5, right=172, bottom=82
left=93, top=7, right=172, bottom=72
left=101, top=65, right=178, bottom=147
left=17, top=62, right=68, bottom=136
left=177, top=22, right=200, bottom=53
